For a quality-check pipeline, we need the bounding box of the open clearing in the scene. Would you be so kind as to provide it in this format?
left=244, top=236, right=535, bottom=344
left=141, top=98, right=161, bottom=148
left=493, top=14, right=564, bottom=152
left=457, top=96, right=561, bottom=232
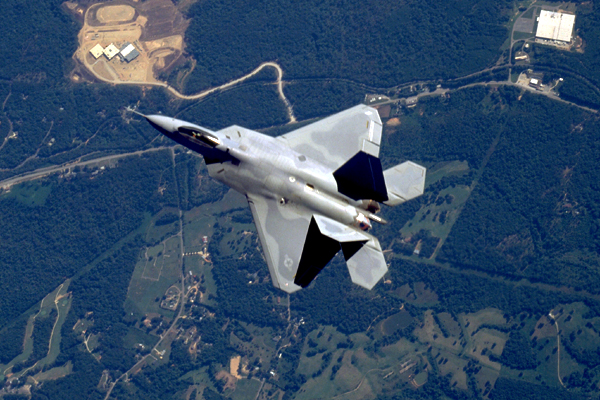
left=230, top=378, right=261, bottom=400
left=31, top=361, right=72, bottom=383
left=74, top=0, right=187, bottom=85
left=125, top=234, right=182, bottom=319
left=96, top=5, right=136, bottom=23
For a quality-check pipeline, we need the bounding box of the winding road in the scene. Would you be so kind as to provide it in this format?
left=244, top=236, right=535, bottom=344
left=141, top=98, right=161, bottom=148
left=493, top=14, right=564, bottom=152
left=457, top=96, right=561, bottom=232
left=83, top=59, right=297, bottom=123
left=548, top=310, right=566, bottom=388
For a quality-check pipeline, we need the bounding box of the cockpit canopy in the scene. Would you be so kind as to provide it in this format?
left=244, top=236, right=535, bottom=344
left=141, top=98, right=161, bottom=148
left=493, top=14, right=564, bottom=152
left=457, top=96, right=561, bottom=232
left=178, top=126, right=221, bottom=148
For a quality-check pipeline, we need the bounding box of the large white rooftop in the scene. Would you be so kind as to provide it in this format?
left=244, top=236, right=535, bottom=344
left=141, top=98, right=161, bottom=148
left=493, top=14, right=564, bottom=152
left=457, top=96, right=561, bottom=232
left=536, top=10, right=575, bottom=42
left=120, top=44, right=136, bottom=57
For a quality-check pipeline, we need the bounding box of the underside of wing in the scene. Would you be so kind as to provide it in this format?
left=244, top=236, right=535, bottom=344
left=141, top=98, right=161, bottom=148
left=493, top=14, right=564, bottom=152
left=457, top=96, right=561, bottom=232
left=247, top=195, right=389, bottom=293
left=276, top=104, right=383, bottom=172
left=247, top=194, right=311, bottom=293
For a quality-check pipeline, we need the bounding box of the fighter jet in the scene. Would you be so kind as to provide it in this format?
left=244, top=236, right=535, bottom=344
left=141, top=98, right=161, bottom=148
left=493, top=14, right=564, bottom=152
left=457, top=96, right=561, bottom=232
left=137, top=105, right=425, bottom=293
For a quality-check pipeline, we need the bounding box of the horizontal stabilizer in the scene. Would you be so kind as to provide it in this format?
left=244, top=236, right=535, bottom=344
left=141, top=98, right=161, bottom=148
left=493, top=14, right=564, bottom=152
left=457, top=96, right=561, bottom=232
left=383, top=161, right=426, bottom=206
left=345, top=237, right=387, bottom=289
left=313, top=215, right=387, bottom=289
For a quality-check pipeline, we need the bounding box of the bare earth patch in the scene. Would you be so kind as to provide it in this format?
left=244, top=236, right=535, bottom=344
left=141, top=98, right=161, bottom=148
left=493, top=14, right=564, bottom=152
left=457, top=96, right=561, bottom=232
left=96, top=5, right=136, bottom=24
left=386, top=118, right=401, bottom=127
left=216, top=370, right=237, bottom=390
left=72, top=0, right=187, bottom=85
left=230, top=355, right=242, bottom=379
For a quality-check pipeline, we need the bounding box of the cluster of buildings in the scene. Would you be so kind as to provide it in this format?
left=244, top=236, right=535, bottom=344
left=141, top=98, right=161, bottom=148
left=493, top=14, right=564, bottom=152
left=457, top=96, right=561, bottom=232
left=535, top=10, right=575, bottom=44
left=89, top=42, right=140, bottom=62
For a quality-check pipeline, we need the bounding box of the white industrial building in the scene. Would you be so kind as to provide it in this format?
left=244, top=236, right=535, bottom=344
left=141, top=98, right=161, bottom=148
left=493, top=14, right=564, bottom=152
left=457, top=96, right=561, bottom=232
left=103, top=43, right=120, bottom=60
left=536, top=10, right=575, bottom=42
left=119, top=42, right=140, bottom=63
left=89, top=43, right=104, bottom=59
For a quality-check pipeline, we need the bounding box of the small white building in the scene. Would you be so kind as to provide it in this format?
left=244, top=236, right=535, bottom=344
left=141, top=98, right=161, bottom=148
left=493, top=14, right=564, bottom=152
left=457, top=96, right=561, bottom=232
left=103, top=43, right=120, bottom=60
left=89, top=43, right=104, bottom=59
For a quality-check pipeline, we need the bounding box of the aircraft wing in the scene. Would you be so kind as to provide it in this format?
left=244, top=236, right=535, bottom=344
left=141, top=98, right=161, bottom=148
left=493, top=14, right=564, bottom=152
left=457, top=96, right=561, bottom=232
left=247, top=193, right=311, bottom=293
left=276, top=104, right=383, bottom=172
left=247, top=194, right=389, bottom=293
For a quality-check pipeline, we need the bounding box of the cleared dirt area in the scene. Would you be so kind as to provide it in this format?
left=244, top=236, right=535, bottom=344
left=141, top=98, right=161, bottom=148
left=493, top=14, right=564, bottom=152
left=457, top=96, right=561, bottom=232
left=230, top=355, right=242, bottom=379
left=96, top=5, right=135, bottom=23
left=216, top=370, right=237, bottom=390
left=92, top=59, right=117, bottom=81
left=73, top=0, right=187, bottom=85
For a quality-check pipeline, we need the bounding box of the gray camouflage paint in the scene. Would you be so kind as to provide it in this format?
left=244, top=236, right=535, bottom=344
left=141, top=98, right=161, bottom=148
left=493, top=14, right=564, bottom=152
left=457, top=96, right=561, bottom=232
left=141, top=105, right=425, bottom=293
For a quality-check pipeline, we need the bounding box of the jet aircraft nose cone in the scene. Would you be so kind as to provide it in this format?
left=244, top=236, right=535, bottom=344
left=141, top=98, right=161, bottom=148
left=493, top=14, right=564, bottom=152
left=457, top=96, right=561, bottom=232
left=144, top=114, right=179, bottom=134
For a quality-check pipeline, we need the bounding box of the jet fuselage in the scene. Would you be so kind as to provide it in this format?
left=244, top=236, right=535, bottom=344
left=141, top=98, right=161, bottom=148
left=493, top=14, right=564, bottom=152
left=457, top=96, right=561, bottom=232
left=146, top=115, right=382, bottom=230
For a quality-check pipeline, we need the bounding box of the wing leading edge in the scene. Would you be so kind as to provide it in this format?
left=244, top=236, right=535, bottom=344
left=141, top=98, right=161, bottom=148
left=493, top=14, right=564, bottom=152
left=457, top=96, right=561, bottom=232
left=276, top=104, right=383, bottom=172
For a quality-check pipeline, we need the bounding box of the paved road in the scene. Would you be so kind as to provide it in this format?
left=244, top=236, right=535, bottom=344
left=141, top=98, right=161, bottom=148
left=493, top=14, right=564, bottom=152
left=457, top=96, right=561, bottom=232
left=81, top=55, right=297, bottom=123
left=0, top=146, right=171, bottom=190
left=377, top=80, right=597, bottom=114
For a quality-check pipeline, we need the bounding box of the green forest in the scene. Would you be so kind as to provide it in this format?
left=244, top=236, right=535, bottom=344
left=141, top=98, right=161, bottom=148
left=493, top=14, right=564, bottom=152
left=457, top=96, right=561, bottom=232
left=2, top=0, right=600, bottom=398
left=172, top=0, right=511, bottom=93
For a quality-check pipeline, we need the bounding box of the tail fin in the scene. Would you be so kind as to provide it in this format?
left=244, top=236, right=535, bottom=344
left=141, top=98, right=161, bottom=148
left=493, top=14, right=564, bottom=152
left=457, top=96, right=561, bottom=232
left=382, top=161, right=426, bottom=206
left=333, top=151, right=388, bottom=202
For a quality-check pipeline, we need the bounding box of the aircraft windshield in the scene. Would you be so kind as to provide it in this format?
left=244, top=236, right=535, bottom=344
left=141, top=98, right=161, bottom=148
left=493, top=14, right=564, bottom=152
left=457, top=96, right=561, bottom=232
left=178, top=126, right=221, bottom=147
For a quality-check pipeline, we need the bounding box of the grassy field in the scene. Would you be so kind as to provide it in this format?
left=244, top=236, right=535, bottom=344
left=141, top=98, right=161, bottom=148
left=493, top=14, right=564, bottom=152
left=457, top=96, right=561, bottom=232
left=415, top=311, right=463, bottom=353
left=400, top=185, right=472, bottom=257
left=43, top=282, right=72, bottom=368
left=437, top=312, right=461, bottom=337
left=2, top=281, right=72, bottom=378
left=424, top=161, right=470, bottom=187
left=380, top=311, right=413, bottom=336
left=230, top=378, right=261, bottom=400
left=31, top=361, right=72, bottom=383
left=511, top=71, right=521, bottom=83
left=394, top=282, right=439, bottom=306
left=465, top=329, right=506, bottom=370
left=434, top=349, right=469, bottom=389
left=141, top=243, right=167, bottom=281
left=1, top=314, right=36, bottom=377
left=296, top=327, right=427, bottom=400
left=123, top=326, right=159, bottom=351
left=183, top=211, right=215, bottom=253
left=146, top=208, right=180, bottom=245
left=460, top=309, right=508, bottom=336
left=513, top=31, right=534, bottom=41
left=1, top=181, right=53, bottom=207
left=124, top=235, right=181, bottom=319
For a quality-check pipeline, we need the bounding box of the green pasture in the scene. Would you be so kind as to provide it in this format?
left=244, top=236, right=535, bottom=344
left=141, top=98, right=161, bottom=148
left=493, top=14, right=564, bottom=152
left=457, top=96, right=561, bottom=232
left=230, top=378, right=261, bottom=400
left=1, top=181, right=53, bottom=207
left=124, top=236, right=181, bottom=319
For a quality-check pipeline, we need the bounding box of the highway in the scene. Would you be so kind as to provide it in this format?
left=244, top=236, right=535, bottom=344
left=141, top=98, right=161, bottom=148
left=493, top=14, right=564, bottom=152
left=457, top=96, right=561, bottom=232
left=0, top=146, right=172, bottom=190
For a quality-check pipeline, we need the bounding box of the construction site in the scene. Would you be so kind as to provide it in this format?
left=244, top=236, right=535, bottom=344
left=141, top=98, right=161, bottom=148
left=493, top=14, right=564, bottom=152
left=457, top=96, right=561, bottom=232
left=72, top=0, right=188, bottom=84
